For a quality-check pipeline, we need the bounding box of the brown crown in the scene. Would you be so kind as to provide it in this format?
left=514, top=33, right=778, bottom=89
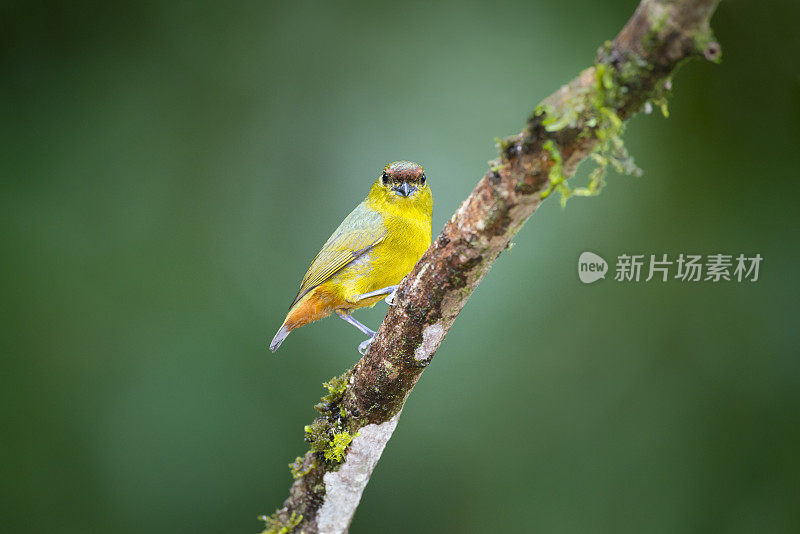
left=384, top=161, right=424, bottom=181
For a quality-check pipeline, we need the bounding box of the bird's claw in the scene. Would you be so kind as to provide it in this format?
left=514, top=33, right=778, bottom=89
left=358, top=335, right=375, bottom=355
left=384, top=290, right=397, bottom=306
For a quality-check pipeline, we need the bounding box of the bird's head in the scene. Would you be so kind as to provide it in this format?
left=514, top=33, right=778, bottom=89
left=368, top=161, right=432, bottom=216
left=379, top=161, right=426, bottom=198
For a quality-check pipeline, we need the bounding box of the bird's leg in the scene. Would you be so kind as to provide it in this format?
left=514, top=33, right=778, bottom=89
left=339, top=285, right=399, bottom=355
left=335, top=311, right=375, bottom=336
left=335, top=311, right=377, bottom=355
left=354, top=285, right=399, bottom=306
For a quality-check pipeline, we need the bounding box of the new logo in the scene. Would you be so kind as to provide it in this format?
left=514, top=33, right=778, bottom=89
left=578, top=252, right=608, bottom=284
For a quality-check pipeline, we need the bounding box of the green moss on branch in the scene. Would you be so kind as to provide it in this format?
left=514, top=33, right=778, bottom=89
left=259, top=511, right=302, bottom=534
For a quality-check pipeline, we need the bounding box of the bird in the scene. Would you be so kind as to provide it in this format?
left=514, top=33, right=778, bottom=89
left=269, top=161, right=432, bottom=354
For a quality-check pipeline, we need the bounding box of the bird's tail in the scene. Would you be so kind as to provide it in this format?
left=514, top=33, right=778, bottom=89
left=269, top=289, right=334, bottom=352
left=269, top=324, right=291, bottom=353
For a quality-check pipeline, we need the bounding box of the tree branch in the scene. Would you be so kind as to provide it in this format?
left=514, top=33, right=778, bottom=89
left=262, top=1, right=720, bottom=532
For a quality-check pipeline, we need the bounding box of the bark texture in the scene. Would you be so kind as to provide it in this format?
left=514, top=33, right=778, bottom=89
left=262, top=1, right=720, bottom=532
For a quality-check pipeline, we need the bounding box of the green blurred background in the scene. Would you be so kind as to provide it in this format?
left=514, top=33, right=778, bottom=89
left=2, top=0, right=799, bottom=532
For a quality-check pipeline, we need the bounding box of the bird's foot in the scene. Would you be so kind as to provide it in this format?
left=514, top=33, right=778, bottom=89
left=385, top=289, right=397, bottom=306
left=358, top=335, right=375, bottom=355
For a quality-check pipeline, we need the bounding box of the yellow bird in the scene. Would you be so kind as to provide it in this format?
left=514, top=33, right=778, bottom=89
left=270, top=161, right=432, bottom=354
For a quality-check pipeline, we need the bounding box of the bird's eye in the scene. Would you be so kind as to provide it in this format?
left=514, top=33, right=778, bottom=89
left=381, top=172, right=390, bottom=186
left=419, top=173, right=426, bottom=185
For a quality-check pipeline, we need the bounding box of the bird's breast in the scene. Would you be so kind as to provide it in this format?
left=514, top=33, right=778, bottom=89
left=330, top=208, right=431, bottom=306
left=369, top=214, right=430, bottom=284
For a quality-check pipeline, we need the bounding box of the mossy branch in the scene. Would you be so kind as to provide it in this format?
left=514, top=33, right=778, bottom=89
left=262, top=0, right=720, bottom=532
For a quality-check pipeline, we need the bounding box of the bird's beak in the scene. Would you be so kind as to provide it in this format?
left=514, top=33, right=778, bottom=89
left=393, top=182, right=416, bottom=197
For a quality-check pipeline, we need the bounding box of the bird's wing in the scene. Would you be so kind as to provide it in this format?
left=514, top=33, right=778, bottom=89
left=289, top=202, right=386, bottom=308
